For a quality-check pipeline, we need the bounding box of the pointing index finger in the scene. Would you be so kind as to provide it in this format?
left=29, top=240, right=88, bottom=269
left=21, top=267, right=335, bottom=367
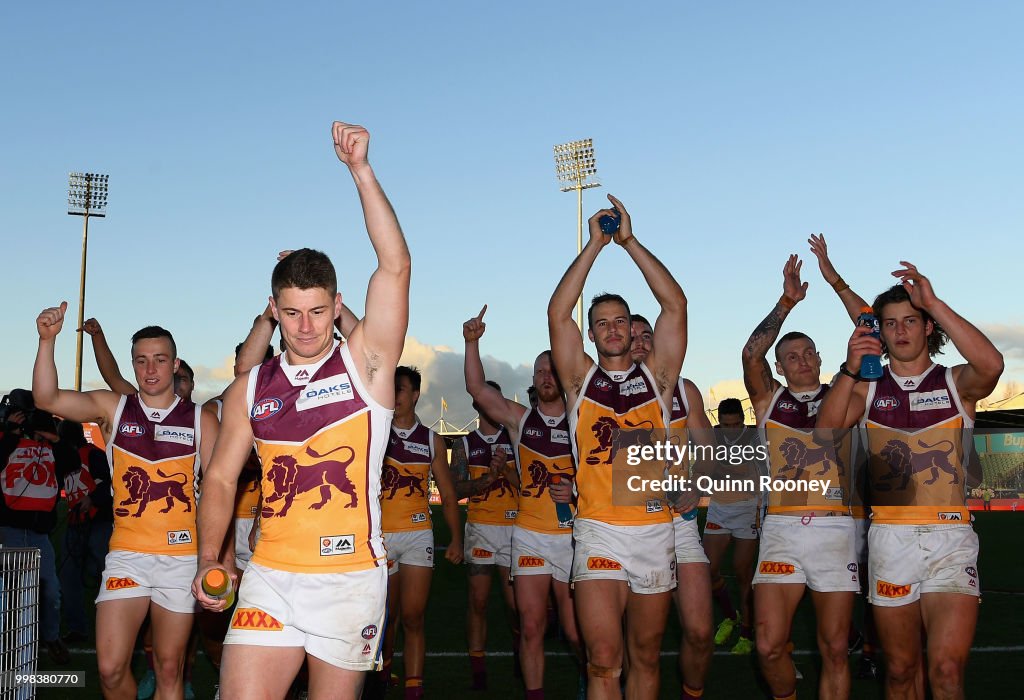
left=477, top=304, right=487, bottom=321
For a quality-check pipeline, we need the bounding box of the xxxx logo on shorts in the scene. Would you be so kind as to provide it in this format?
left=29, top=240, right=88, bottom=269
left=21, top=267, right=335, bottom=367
left=758, top=561, right=795, bottom=575
left=586, top=557, right=622, bottom=571
left=876, top=580, right=911, bottom=598
left=105, top=577, right=139, bottom=590
left=705, top=522, right=722, bottom=530
left=518, top=556, right=545, bottom=568
left=232, top=608, right=284, bottom=631
left=472, top=548, right=493, bottom=559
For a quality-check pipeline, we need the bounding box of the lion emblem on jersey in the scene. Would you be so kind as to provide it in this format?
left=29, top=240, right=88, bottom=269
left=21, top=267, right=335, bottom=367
left=381, top=463, right=426, bottom=500
left=521, top=460, right=559, bottom=498
left=876, top=439, right=959, bottom=492
left=119, top=466, right=192, bottom=517
left=264, top=444, right=358, bottom=517
left=777, top=437, right=845, bottom=480
left=587, top=417, right=655, bottom=465
left=471, top=476, right=514, bottom=503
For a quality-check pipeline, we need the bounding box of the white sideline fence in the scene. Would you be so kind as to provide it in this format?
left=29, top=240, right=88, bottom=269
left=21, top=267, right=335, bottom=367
left=0, top=547, right=40, bottom=700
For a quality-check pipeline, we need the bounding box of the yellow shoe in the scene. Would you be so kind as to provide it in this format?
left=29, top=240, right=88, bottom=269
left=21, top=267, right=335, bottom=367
left=714, top=617, right=737, bottom=645
left=731, top=636, right=753, bottom=655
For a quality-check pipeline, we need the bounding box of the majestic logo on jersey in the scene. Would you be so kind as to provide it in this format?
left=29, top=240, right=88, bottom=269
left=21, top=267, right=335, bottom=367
left=908, top=390, right=951, bottom=412
left=381, top=463, right=427, bottom=500
left=876, top=580, right=911, bottom=598
left=777, top=437, right=844, bottom=480
left=876, top=439, right=959, bottom=492
left=118, top=466, right=191, bottom=517
left=263, top=444, right=358, bottom=518
left=938, top=511, right=963, bottom=521
left=521, top=461, right=558, bottom=498
left=154, top=425, right=195, bottom=447
left=251, top=398, right=284, bottom=421
left=166, top=529, right=193, bottom=545
left=586, top=557, right=622, bottom=571
left=295, top=369, right=310, bottom=381
left=320, top=534, right=355, bottom=556
left=296, top=374, right=354, bottom=412
left=232, top=608, right=284, bottom=631
left=586, top=417, right=655, bottom=465
left=759, top=561, right=795, bottom=575
left=119, top=422, right=146, bottom=437
left=105, top=576, right=139, bottom=590
left=873, top=397, right=900, bottom=411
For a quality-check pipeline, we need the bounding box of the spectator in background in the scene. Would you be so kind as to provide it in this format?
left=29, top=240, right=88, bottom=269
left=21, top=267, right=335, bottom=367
left=57, top=419, right=114, bottom=645
left=1, top=395, right=79, bottom=664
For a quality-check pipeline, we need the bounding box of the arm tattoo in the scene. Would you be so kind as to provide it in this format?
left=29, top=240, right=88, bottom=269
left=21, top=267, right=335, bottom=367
left=742, top=304, right=788, bottom=396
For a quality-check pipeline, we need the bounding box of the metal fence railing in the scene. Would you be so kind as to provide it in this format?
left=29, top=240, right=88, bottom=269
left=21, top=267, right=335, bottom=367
left=0, top=547, right=41, bottom=700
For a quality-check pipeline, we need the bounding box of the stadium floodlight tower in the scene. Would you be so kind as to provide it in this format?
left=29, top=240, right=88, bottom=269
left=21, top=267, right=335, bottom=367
left=553, top=139, right=601, bottom=331
left=67, top=172, right=109, bottom=391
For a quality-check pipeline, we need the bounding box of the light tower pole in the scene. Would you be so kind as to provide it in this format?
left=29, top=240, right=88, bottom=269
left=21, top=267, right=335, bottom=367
left=67, top=172, right=109, bottom=391
left=553, top=139, right=601, bottom=331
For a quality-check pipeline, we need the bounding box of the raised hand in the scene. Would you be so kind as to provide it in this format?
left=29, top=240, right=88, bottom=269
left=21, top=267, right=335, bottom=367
left=332, top=122, right=369, bottom=169
left=782, top=255, right=808, bottom=303
left=277, top=250, right=294, bottom=262
left=892, top=261, right=938, bottom=310
left=808, top=233, right=840, bottom=285
left=606, top=194, right=634, bottom=247
left=463, top=305, right=488, bottom=342
left=37, top=302, right=68, bottom=341
left=79, top=318, right=103, bottom=337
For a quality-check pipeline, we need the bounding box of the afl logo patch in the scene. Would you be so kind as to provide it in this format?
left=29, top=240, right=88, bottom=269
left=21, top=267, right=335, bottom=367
left=119, top=422, right=146, bottom=437
left=251, top=398, right=283, bottom=421
left=776, top=401, right=799, bottom=413
left=361, top=624, right=378, bottom=640
left=873, top=397, right=900, bottom=411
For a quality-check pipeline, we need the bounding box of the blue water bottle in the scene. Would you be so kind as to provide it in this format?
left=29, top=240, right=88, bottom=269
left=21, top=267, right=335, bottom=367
left=551, top=475, right=574, bottom=527
left=858, top=306, right=883, bottom=380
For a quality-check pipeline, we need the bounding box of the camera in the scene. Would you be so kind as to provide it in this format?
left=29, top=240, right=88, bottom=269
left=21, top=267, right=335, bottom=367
left=1, top=389, right=36, bottom=431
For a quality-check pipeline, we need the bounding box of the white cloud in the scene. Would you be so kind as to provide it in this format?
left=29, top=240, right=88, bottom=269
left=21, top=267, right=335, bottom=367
left=980, top=324, right=1024, bottom=359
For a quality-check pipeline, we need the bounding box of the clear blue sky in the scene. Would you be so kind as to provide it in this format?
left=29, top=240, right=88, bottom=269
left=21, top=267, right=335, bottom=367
left=3, top=1, right=1022, bottom=424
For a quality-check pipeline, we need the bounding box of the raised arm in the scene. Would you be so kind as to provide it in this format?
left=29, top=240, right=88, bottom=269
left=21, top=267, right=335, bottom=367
left=741, top=256, right=805, bottom=417
left=82, top=318, right=136, bottom=395
left=463, top=305, right=526, bottom=431
left=32, top=303, right=119, bottom=428
left=193, top=376, right=253, bottom=611
left=235, top=304, right=277, bottom=376
left=610, top=195, right=686, bottom=391
left=893, top=262, right=1004, bottom=406
left=430, top=432, right=464, bottom=565
left=547, top=207, right=613, bottom=398
left=334, top=123, right=411, bottom=407
left=808, top=234, right=868, bottom=323
left=815, top=325, right=877, bottom=431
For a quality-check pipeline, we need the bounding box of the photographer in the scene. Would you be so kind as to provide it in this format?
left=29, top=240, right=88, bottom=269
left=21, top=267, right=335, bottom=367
left=0, top=391, right=79, bottom=664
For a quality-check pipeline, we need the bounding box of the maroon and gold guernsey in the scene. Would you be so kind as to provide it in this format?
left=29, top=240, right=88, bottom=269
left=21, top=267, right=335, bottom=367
left=247, top=341, right=391, bottom=574
left=569, top=362, right=672, bottom=526
left=107, top=395, right=201, bottom=555
left=464, top=428, right=518, bottom=526
left=513, top=408, right=575, bottom=535
left=759, top=385, right=852, bottom=516
left=381, top=422, right=434, bottom=533
left=862, top=364, right=971, bottom=525
left=668, top=378, right=693, bottom=517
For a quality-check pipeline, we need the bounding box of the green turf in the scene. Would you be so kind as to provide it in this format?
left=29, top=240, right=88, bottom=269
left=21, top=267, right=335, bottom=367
left=32, top=510, right=1024, bottom=698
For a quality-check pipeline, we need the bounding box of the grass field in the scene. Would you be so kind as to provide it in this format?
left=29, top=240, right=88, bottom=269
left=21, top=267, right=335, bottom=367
left=31, top=509, right=1024, bottom=698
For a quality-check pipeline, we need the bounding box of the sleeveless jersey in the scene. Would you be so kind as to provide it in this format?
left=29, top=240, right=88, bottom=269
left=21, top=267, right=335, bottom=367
left=247, top=342, right=391, bottom=573
left=108, top=395, right=201, bottom=554
left=464, top=427, right=518, bottom=526
left=862, top=364, right=972, bottom=525
left=759, top=385, right=852, bottom=516
left=668, top=378, right=693, bottom=518
left=569, top=362, right=672, bottom=526
left=513, top=408, right=575, bottom=534
left=381, top=422, right=434, bottom=533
